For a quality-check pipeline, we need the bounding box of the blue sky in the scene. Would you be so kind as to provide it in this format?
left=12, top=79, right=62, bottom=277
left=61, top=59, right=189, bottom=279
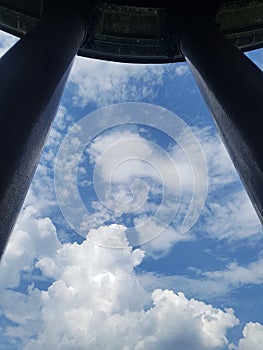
left=0, top=29, right=263, bottom=350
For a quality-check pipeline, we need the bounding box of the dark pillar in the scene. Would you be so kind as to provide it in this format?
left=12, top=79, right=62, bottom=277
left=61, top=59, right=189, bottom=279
left=0, top=7, right=85, bottom=259
left=179, top=23, right=263, bottom=225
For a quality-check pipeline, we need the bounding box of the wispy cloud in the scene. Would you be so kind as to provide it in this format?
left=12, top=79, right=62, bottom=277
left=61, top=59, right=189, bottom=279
left=140, top=252, right=263, bottom=300
left=68, top=57, right=165, bottom=107
left=174, top=64, right=190, bottom=77
left=203, top=189, right=262, bottom=241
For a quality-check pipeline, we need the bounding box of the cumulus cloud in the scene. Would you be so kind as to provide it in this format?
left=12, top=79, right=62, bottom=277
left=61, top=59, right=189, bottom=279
left=230, top=322, right=263, bottom=350
left=0, top=206, right=60, bottom=289
left=2, top=225, right=238, bottom=350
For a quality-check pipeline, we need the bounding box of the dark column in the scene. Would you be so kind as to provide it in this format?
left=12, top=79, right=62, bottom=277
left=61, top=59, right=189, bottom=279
left=0, top=7, right=85, bottom=259
left=179, top=23, right=263, bottom=225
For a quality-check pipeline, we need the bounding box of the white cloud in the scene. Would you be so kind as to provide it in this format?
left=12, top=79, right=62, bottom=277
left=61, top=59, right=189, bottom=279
left=134, top=217, right=192, bottom=257
left=203, top=190, right=262, bottom=241
left=68, top=56, right=165, bottom=107
left=192, top=128, right=262, bottom=242
left=2, top=225, right=238, bottom=350
left=84, top=126, right=198, bottom=249
left=230, top=322, right=263, bottom=350
left=193, top=127, right=238, bottom=189
left=0, top=206, right=60, bottom=289
left=69, top=123, right=262, bottom=252
left=175, top=64, right=190, bottom=77
left=139, top=271, right=230, bottom=300
left=24, top=105, right=74, bottom=217
left=87, top=124, right=240, bottom=210
left=203, top=255, right=263, bottom=287
left=140, top=252, right=263, bottom=300
left=55, top=122, right=188, bottom=246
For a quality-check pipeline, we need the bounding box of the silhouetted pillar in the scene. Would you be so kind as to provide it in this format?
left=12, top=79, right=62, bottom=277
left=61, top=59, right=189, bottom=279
left=0, top=7, right=85, bottom=259
left=179, top=23, right=263, bottom=225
